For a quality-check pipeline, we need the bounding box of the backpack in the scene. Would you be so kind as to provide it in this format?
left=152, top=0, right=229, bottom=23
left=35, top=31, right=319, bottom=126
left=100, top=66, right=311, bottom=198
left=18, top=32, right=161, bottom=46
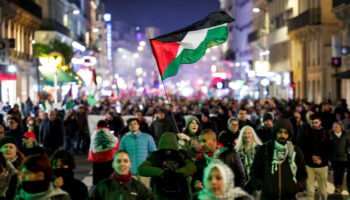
left=154, top=150, right=189, bottom=199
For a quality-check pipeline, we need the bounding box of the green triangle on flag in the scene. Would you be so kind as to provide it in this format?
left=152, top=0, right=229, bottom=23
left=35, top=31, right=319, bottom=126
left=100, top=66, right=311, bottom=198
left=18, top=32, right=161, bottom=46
left=65, top=99, right=74, bottom=109
left=87, top=94, right=97, bottom=106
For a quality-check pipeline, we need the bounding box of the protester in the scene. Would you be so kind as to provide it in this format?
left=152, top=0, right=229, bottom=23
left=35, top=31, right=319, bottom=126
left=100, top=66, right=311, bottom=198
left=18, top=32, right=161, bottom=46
left=0, top=136, right=25, bottom=169
left=14, top=154, right=70, bottom=200
left=25, top=117, right=39, bottom=139
left=328, top=122, right=350, bottom=193
left=51, top=150, right=88, bottom=200
left=178, top=115, right=201, bottom=160
left=300, top=114, right=329, bottom=200
left=139, top=132, right=196, bottom=200
left=21, top=131, right=45, bottom=157
left=237, top=108, right=255, bottom=130
left=192, top=129, right=246, bottom=192
left=7, top=104, right=22, bottom=126
left=256, top=113, right=274, bottom=143
left=39, top=109, right=65, bottom=156
left=235, top=125, right=262, bottom=179
left=136, top=110, right=151, bottom=133
left=89, top=150, right=156, bottom=199
left=149, top=108, right=177, bottom=145
left=63, top=109, right=78, bottom=155
left=105, top=111, right=125, bottom=139
left=194, top=159, right=253, bottom=200
left=119, top=118, right=157, bottom=187
left=76, top=105, right=89, bottom=153
left=200, top=109, right=218, bottom=134
left=249, top=117, right=307, bottom=199
left=4, top=117, right=23, bottom=148
left=88, top=120, right=119, bottom=185
left=0, top=152, right=17, bottom=200
left=218, top=117, right=240, bottom=149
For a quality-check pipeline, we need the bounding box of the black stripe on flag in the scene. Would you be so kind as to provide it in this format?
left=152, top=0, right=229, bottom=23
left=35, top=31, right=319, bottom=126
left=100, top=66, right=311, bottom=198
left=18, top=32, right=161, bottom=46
left=151, top=11, right=234, bottom=43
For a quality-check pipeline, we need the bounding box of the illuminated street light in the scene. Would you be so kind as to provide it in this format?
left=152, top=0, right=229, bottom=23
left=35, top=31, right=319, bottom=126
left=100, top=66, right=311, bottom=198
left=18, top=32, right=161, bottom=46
left=252, top=8, right=261, bottom=13
left=92, top=28, right=99, bottom=33
left=72, top=9, right=80, bottom=15
left=8, top=65, right=17, bottom=73
left=138, top=46, right=144, bottom=51
left=133, top=53, right=139, bottom=58
left=139, top=41, right=146, bottom=46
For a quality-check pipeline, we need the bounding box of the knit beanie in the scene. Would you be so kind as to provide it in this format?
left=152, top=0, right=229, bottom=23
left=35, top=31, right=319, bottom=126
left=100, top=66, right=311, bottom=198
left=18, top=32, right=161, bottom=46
left=0, top=136, right=18, bottom=148
left=263, top=113, right=273, bottom=122
left=158, top=132, right=179, bottom=151
left=186, top=115, right=200, bottom=127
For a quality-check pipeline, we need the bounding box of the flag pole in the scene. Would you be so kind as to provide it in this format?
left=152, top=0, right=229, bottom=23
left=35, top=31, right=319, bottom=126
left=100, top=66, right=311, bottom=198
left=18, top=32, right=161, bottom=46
left=147, top=29, right=180, bottom=134
left=159, top=78, right=180, bottom=134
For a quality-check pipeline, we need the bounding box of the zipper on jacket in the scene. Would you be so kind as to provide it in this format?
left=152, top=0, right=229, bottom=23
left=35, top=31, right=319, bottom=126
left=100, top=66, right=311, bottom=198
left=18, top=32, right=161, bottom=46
left=278, top=164, right=282, bottom=200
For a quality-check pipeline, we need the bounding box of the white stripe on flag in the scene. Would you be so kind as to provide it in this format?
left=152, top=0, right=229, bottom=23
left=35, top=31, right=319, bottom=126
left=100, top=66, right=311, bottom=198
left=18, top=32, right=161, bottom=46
left=176, top=23, right=227, bottom=56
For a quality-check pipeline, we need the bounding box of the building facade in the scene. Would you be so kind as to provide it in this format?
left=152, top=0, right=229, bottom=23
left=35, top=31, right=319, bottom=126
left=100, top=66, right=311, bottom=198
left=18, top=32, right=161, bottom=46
left=288, top=0, right=339, bottom=103
left=0, top=0, right=42, bottom=105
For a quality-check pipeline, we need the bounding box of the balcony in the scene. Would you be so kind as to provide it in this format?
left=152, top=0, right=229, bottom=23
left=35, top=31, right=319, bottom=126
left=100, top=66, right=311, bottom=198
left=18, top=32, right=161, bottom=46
left=11, top=0, right=42, bottom=19
left=288, top=8, right=321, bottom=32
left=248, top=29, right=266, bottom=43
left=40, top=19, right=70, bottom=36
left=333, top=0, right=350, bottom=8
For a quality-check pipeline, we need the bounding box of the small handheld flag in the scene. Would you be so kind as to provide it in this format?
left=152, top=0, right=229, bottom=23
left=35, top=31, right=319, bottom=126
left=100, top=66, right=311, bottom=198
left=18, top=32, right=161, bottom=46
left=150, top=11, right=234, bottom=80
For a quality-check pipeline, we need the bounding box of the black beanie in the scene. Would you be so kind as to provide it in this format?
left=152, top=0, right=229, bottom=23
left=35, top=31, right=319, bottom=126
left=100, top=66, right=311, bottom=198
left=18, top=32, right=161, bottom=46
left=263, top=113, right=273, bottom=122
left=0, top=136, right=18, bottom=148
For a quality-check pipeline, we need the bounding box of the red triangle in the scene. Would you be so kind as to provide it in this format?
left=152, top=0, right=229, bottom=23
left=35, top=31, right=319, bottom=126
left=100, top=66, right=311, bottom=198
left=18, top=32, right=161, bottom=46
left=150, top=40, right=180, bottom=77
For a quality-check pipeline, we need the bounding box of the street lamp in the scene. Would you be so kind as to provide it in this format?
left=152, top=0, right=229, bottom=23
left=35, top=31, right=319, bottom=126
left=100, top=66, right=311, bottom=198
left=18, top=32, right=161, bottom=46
left=8, top=64, right=17, bottom=73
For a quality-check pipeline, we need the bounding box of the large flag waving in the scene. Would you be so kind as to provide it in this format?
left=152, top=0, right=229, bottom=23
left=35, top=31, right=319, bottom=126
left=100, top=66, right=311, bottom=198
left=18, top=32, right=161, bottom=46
left=150, top=11, right=234, bottom=80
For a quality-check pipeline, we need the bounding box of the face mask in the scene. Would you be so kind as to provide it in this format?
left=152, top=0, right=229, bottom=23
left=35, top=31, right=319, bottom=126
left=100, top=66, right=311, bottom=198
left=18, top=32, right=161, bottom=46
left=21, top=180, right=49, bottom=193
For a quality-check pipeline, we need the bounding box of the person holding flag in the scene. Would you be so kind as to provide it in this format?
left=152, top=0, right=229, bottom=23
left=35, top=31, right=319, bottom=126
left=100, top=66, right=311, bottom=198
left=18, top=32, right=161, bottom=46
left=88, top=120, right=120, bottom=185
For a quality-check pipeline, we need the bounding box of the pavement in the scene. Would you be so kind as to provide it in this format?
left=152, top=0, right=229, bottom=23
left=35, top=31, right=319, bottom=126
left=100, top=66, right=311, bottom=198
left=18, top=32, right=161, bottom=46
left=73, top=153, right=350, bottom=199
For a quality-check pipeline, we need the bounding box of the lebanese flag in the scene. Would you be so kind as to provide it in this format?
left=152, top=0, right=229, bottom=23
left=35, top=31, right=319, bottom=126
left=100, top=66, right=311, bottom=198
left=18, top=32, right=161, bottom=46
left=150, top=11, right=234, bottom=80
left=88, top=127, right=120, bottom=162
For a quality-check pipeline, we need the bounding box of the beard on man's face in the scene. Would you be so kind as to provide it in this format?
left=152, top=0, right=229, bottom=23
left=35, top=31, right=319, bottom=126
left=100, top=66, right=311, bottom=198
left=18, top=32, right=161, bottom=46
left=276, top=137, right=288, bottom=145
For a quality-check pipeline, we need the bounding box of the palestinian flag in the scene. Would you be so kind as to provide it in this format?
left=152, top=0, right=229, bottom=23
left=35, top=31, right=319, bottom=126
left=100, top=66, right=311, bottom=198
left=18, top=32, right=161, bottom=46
left=150, top=11, right=234, bottom=80
left=64, top=87, right=74, bottom=110
left=88, top=127, right=120, bottom=162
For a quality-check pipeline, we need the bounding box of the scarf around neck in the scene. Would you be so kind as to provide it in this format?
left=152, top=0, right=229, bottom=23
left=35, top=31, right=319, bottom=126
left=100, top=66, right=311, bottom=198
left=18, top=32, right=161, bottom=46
left=271, top=140, right=297, bottom=183
left=204, top=146, right=222, bottom=165
left=110, top=171, right=133, bottom=185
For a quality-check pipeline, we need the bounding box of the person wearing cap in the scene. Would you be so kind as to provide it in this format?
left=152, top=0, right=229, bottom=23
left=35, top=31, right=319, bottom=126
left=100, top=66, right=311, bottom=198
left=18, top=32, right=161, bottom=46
left=0, top=136, right=25, bottom=169
left=256, top=112, right=274, bottom=143
left=177, top=115, right=201, bottom=160
left=249, top=117, right=307, bottom=200
left=22, top=131, right=44, bottom=157
left=138, top=132, right=196, bottom=200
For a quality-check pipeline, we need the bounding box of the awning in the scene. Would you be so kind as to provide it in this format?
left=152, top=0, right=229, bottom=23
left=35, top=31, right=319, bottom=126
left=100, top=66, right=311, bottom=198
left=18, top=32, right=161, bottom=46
left=332, top=70, right=350, bottom=79
left=0, top=73, right=16, bottom=81
left=39, top=66, right=78, bottom=84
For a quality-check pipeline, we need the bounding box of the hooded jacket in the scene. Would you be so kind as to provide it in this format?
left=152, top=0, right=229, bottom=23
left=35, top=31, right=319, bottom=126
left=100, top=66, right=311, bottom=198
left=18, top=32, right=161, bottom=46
left=0, top=161, right=17, bottom=199
left=138, top=132, right=196, bottom=200
left=249, top=118, right=307, bottom=200
left=197, top=159, right=253, bottom=200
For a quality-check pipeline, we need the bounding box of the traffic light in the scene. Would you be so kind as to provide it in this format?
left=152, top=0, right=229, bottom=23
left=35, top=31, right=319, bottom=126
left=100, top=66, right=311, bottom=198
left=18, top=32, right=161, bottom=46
left=332, top=57, right=341, bottom=68
left=291, top=82, right=296, bottom=88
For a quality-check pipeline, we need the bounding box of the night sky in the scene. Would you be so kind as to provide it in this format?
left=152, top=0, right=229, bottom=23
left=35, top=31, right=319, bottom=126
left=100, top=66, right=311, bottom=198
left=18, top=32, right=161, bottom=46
left=101, top=0, right=221, bottom=35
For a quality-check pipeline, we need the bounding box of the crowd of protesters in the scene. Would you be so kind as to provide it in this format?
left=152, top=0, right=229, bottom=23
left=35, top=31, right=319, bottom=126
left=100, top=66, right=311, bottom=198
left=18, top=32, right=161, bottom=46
left=0, top=96, right=349, bottom=199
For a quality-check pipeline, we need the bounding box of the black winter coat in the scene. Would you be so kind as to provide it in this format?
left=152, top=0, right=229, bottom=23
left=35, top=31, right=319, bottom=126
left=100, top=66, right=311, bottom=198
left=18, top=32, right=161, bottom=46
left=89, top=178, right=156, bottom=200
left=250, top=141, right=307, bottom=200
left=39, top=119, right=64, bottom=149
